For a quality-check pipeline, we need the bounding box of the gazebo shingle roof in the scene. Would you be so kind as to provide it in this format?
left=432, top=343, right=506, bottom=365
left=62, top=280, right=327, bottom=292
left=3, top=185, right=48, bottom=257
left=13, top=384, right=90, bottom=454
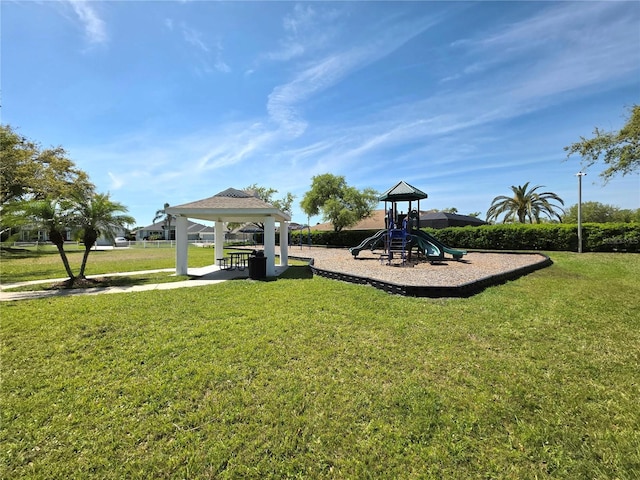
left=172, top=188, right=275, bottom=210
left=166, top=188, right=291, bottom=223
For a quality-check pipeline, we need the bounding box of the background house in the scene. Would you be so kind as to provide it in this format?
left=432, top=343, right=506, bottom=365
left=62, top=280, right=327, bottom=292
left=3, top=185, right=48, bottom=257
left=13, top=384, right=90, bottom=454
left=135, top=220, right=214, bottom=242
left=12, top=226, right=128, bottom=245
left=311, top=209, right=486, bottom=231
left=420, top=212, right=487, bottom=229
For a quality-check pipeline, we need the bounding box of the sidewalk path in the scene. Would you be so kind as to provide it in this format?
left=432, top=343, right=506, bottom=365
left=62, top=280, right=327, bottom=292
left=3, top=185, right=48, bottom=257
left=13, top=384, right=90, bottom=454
left=0, top=265, right=288, bottom=302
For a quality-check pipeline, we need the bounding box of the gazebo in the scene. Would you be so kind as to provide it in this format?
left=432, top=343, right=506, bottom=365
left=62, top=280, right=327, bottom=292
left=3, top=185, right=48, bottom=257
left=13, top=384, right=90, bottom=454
left=165, top=188, right=291, bottom=277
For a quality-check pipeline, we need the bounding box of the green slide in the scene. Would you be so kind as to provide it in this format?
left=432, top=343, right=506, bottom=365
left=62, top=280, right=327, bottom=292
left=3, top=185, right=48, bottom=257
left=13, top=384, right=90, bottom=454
left=349, top=229, right=387, bottom=257
left=411, top=229, right=466, bottom=260
left=409, top=234, right=442, bottom=260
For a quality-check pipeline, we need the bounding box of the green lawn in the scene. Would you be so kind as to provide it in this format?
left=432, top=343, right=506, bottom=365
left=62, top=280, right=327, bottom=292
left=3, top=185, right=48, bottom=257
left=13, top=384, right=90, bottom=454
left=1, top=251, right=639, bottom=478
left=0, top=244, right=218, bottom=284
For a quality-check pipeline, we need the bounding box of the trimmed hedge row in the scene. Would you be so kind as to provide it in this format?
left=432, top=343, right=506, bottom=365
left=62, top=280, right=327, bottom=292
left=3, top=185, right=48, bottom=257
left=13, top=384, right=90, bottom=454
left=288, top=229, right=378, bottom=248
left=289, top=223, right=640, bottom=253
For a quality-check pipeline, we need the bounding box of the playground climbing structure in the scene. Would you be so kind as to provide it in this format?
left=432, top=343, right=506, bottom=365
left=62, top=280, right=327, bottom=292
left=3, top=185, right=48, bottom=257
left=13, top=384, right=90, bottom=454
left=349, top=180, right=467, bottom=264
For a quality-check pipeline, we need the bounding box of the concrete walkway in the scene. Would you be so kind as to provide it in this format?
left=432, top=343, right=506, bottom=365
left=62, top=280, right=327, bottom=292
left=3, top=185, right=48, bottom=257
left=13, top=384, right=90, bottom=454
left=0, top=265, right=288, bottom=302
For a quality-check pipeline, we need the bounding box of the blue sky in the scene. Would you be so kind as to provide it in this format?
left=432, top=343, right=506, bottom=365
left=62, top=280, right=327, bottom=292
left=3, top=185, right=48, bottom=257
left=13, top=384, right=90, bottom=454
left=3, top=1, right=639, bottom=227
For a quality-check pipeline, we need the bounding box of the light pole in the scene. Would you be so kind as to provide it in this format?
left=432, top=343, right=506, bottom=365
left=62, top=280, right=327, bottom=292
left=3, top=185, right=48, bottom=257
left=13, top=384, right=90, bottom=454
left=576, top=172, right=586, bottom=253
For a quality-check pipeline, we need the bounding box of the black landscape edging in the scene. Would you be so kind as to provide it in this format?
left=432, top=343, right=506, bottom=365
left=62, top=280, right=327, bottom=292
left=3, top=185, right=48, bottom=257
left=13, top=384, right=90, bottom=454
left=303, top=251, right=553, bottom=298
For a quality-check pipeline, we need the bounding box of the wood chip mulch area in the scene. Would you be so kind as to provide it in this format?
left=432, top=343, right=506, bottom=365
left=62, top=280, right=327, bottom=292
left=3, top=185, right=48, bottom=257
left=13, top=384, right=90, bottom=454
left=289, top=247, right=552, bottom=297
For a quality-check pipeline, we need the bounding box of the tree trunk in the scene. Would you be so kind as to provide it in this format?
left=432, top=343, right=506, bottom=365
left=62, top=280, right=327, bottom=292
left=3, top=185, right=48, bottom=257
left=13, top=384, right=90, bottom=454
left=49, top=228, right=75, bottom=280
left=55, top=243, right=76, bottom=280
left=78, top=247, right=92, bottom=279
left=79, top=228, right=98, bottom=278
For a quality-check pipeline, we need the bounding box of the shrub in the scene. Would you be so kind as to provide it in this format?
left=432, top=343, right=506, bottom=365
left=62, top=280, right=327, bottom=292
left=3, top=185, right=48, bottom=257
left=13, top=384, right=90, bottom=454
left=428, top=223, right=639, bottom=252
left=290, top=230, right=379, bottom=248
left=290, top=224, right=640, bottom=252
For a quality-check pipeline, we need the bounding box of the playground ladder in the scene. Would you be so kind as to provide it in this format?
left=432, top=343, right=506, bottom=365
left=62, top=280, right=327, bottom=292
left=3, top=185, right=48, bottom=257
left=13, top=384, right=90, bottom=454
left=387, top=229, right=407, bottom=265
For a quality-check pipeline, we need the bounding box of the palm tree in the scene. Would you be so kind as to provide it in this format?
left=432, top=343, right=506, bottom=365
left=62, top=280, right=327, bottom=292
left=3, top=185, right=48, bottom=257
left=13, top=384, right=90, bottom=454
left=153, top=202, right=175, bottom=241
left=20, top=199, right=75, bottom=281
left=486, top=182, right=565, bottom=224
left=72, top=192, right=135, bottom=278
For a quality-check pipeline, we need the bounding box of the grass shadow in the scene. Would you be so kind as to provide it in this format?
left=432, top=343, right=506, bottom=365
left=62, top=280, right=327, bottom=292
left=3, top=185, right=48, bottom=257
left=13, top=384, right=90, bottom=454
left=50, top=275, right=175, bottom=290
left=5, top=274, right=189, bottom=292
left=0, top=247, right=58, bottom=259
left=278, top=265, right=314, bottom=280
left=230, top=265, right=313, bottom=281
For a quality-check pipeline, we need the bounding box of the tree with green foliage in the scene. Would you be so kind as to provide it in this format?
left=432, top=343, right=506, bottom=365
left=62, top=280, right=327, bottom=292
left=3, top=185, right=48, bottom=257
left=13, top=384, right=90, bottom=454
left=18, top=199, right=76, bottom=280
left=72, top=192, right=135, bottom=279
left=245, top=184, right=295, bottom=215
left=300, top=174, right=378, bottom=232
left=153, top=203, right=175, bottom=241
left=565, top=105, right=639, bottom=182
left=240, top=184, right=296, bottom=232
left=0, top=124, right=93, bottom=206
left=9, top=192, right=133, bottom=284
left=486, top=182, right=565, bottom=224
left=561, top=202, right=640, bottom=224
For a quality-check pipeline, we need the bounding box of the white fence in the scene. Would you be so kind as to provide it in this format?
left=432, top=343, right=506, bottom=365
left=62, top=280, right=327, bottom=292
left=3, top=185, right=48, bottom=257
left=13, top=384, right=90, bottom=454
left=8, top=239, right=260, bottom=249
left=9, top=240, right=185, bottom=249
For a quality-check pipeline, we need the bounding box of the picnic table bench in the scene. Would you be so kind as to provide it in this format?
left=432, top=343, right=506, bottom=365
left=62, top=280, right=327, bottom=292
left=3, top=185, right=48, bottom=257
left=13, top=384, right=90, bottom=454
left=218, top=251, right=252, bottom=271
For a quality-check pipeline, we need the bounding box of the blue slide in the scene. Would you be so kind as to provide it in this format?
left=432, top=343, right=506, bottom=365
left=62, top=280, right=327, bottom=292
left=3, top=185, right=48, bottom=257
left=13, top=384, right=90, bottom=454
left=411, top=229, right=466, bottom=260
left=349, top=229, right=386, bottom=257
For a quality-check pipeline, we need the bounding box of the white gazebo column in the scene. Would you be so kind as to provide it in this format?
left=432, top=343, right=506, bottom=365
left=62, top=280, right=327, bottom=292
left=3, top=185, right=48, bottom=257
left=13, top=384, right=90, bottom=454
left=279, top=221, right=289, bottom=267
left=214, top=220, right=225, bottom=263
left=264, top=216, right=276, bottom=276
left=175, top=215, right=189, bottom=275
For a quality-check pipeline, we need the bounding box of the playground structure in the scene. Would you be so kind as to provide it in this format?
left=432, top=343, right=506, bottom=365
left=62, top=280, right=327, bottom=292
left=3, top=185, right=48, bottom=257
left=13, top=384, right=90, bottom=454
left=349, top=181, right=466, bottom=264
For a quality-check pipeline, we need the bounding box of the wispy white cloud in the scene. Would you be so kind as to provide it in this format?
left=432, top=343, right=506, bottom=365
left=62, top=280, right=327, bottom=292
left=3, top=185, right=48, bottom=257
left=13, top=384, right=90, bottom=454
left=266, top=10, right=441, bottom=137
left=68, top=0, right=107, bottom=45
left=449, top=1, right=639, bottom=97
left=77, top=121, right=283, bottom=198
left=195, top=125, right=275, bottom=172
left=266, top=43, right=306, bottom=63
left=107, top=172, right=124, bottom=190
left=475, top=2, right=614, bottom=52
left=264, top=3, right=339, bottom=63
left=181, top=24, right=209, bottom=53
left=283, top=3, right=316, bottom=36
left=170, top=22, right=231, bottom=74
left=267, top=52, right=354, bottom=136
left=213, top=40, right=231, bottom=73
left=185, top=0, right=632, bottom=200
left=508, top=9, right=639, bottom=102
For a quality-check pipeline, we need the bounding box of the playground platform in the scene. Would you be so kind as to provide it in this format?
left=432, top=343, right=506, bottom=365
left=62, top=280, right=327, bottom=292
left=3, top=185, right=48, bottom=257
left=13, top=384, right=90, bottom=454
left=293, top=247, right=552, bottom=298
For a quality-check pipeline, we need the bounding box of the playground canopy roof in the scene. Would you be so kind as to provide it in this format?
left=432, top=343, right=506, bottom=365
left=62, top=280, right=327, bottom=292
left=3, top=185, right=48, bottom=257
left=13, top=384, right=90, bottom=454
left=379, top=181, right=428, bottom=202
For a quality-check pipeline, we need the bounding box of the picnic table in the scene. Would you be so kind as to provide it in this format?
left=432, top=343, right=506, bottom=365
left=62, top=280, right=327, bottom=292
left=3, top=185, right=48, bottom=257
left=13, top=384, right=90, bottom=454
left=230, top=251, right=251, bottom=270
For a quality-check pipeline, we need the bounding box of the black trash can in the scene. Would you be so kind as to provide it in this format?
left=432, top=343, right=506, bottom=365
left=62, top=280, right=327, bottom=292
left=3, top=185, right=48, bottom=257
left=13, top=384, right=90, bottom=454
left=248, top=250, right=267, bottom=279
